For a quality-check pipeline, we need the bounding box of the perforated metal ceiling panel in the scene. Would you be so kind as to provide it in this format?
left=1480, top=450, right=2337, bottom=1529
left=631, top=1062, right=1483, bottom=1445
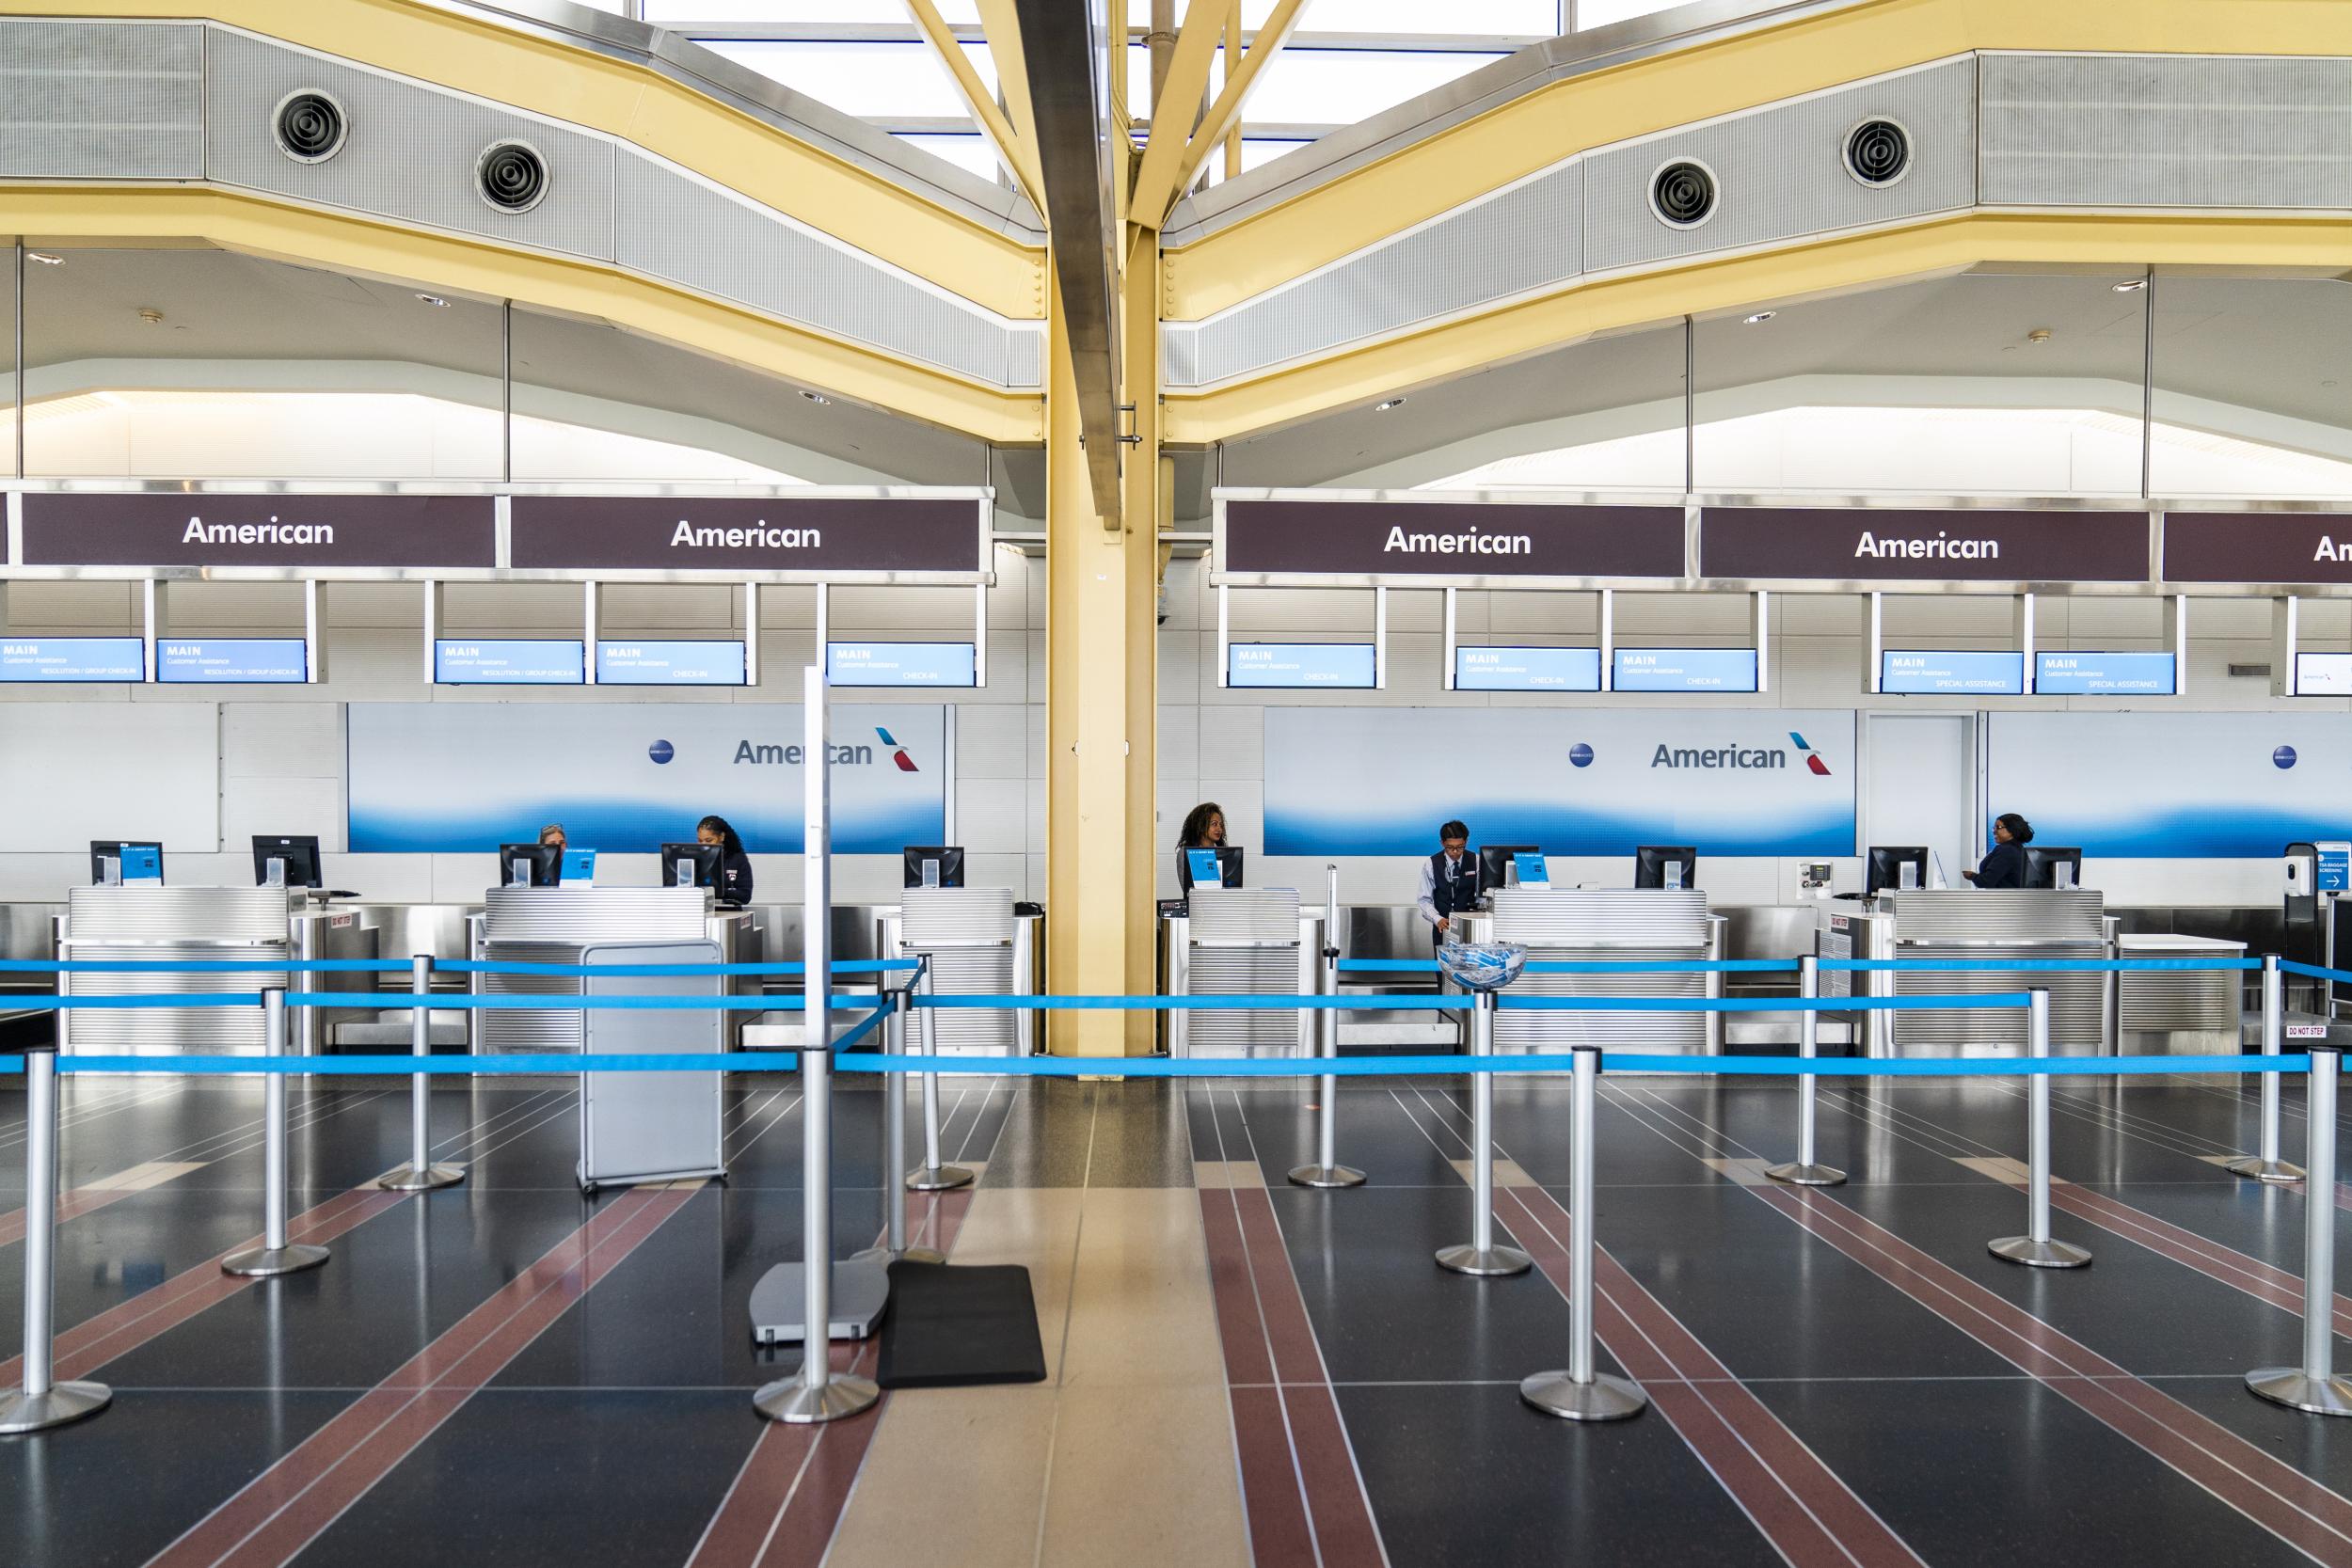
left=1980, top=53, right=2352, bottom=209
left=0, top=20, right=201, bottom=181
left=1582, top=56, right=1976, bottom=275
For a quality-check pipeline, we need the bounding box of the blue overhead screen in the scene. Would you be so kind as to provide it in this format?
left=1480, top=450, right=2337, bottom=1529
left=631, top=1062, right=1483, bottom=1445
left=0, top=638, right=147, bottom=683
left=595, top=641, right=748, bottom=687
left=1881, top=650, right=2026, bottom=696
left=1454, top=646, right=1602, bottom=692
left=154, top=639, right=307, bottom=685
left=1228, top=642, right=1378, bottom=689
left=825, top=641, right=977, bottom=688
left=434, top=640, right=585, bottom=686
left=1611, top=648, right=1758, bottom=693
left=2034, top=651, right=2176, bottom=696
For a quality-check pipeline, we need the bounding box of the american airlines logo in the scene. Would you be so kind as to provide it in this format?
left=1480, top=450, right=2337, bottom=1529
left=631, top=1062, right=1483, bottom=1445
left=1853, top=531, right=1997, bottom=561
left=1647, top=731, right=1831, bottom=773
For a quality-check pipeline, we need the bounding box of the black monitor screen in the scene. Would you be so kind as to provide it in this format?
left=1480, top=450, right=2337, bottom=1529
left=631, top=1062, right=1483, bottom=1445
left=253, top=835, right=324, bottom=889
left=87, top=840, right=165, bottom=885
left=1634, top=845, right=1698, bottom=890
left=2023, top=847, right=2083, bottom=889
left=1477, top=846, right=1538, bottom=893
left=1179, top=846, right=1246, bottom=893
left=496, top=843, right=562, bottom=888
left=1866, top=846, right=1929, bottom=895
left=903, top=846, right=966, bottom=889
left=659, top=843, right=723, bottom=890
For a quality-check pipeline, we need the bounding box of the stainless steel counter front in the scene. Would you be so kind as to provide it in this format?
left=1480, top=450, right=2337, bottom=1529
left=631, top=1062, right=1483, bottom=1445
left=1460, top=890, right=1721, bottom=1056
left=477, top=887, right=758, bottom=1053
left=59, top=886, right=293, bottom=1057
left=2116, top=932, right=2247, bottom=1053
left=1848, top=890, right=2108, bottom=1055
left=1163, top=891, right=1322, bottom=1058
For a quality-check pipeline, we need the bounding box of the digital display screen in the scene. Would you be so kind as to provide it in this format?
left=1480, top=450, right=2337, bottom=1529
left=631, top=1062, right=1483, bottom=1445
left=1612, top=648, right=1759, bottom=693
left=2297, top=652, right=2352, bottom=697
left=1881, top=650, right=2026, bottom=696
left=434, top=640, right=585, bottom=685
left=825, top=641, right=977, bottom=688
left=595, top=641, right=748, bottom=687
left=0, top=637, right=147, bottom=683
left=1227, top=642, right=1378, bottom=689
left=2034, top=651, right=2176, bottom=696
left=1454, top=646, right=1603, bottom=691
left=154, top=639, right=308, bottom=685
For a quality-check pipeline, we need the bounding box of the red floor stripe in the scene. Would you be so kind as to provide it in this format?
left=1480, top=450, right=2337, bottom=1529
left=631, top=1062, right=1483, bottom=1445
left=0, top=1182, right=149, bottom=1247
left=2046, top=1182, right=2350, bottom=1331
left=1198, top=1189, right=1318, bottom=1566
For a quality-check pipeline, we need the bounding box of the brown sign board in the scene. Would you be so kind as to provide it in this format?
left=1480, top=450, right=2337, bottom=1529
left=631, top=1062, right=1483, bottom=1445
left=22, top=492, right=496, bottom=568
left=2164, top=513, right=2352, bottom=585
left=509, top=496, right=984, bottom=575
left=1699, top=506, right=2150, bottom=583
left=1220, top=499, right=1687, bottom=579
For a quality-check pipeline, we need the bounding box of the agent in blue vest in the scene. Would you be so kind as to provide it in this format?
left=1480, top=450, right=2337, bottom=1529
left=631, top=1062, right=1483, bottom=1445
left=1415, top=820, right=1480, bottom=948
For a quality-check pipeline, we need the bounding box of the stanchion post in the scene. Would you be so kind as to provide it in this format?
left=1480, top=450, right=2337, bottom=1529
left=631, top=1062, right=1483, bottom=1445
left=2247, top=1044, right=2352, bottom=1415
left=0, top=1042, right=112, bottom=1433
left=1438, top=990, right=1531, bottom=1276
left=1292, top=863, right=1364, bottom=1189
left=1989, top=989, right=2090, bottom=1270
left=754, top=1032, right=880, bottom=1423
left=882, top=976, right=943, bottom=1263
left=2230, top=954, right=2303, bottom=1183
left=380, top=954, right=464, bottom=1192
left=1521, top=1046, right=1645, bottom=1421
left=1766, top=955, right=1845, bottom=1187
left=904, top=959, right=973, bottom=1193
left=223, top=989, right=330, bottom=1278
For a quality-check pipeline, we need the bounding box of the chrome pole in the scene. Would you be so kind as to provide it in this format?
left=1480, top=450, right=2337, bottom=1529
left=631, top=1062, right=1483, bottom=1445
left=905, top=960, right=973, bottom=1193
left=0, top=1044, right=112, bottom=1433
left=380, top=954, right=463, bottom=1191
left=2248, top=1046, right=2352, bottom=1414
left=883, top=977, right=943, bottom=1263
left=1767, top=955, right=1845, bottom=1187
left=1990, top=990, right=2090, bottom=1269
left=2231, top=954, right=2303, bottom=1182
left=754, top=1034, right=879, bottom=1423
left=1521, top=1046, right=1645, bottom=1421
left=224, top=989, right=330, bottom=1277
left=1437, top=990, right=1530, bottom=1276
left=1291, top=863, right=1363, bottom=1189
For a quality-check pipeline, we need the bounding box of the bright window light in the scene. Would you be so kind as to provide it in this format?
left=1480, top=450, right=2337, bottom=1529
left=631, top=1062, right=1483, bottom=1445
left=1573, top=0, right=1684, bottom=28
left=1243, top=47, right=1509, bottom=125
left=1244, top=0, right=1559, bottom=33
left=895, top=132, right=1009, bottom=182
left=697, top=39, right=995, bottom=119
left=646, top=1, right=982, bottom=23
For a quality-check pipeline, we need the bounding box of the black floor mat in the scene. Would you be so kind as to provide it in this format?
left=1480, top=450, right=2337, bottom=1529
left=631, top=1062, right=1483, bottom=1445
left=876, top=1260, right=1048, bottom=1389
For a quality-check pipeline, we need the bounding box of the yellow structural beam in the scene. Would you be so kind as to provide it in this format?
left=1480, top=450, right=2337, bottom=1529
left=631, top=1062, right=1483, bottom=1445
left=1164, top=0, right=1305, bottom=209
left=0, top=0, right=1045, bottom=321
left=904, top=0, right=1043, bottom=211
left=1162, top=0, right=2352, bottom=322
left=1131, top=0, right=1233, bottom=227
left=3, top=185, right=1043, bottom=444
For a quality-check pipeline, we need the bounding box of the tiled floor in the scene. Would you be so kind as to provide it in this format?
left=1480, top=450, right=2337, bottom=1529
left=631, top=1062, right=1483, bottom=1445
left=3, top=1065, right=2351, bottom=1566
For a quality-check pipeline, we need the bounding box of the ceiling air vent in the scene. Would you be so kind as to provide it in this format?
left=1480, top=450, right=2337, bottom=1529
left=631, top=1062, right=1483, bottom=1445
left=1649, top=159, right=1717, bottom=230
left=272, top=89, right=347, bottom=164
left=476, top=139, right=550, bottom=214
left=2229, top=662, right=2272, bottom=679
left=1844, top=119, right=1911, bottom=187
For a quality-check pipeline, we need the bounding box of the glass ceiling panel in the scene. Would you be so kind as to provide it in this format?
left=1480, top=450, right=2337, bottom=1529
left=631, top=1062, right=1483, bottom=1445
left=1245, top=0, right=1559, bottom=33
left=696, top=38, right=995, bottom=119
left=1244, top=46, right=1508, bottom=125
left=644, top=1, right=984, bottom=24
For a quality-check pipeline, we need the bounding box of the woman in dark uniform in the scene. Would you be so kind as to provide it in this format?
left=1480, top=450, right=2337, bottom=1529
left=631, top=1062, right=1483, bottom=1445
left=1175, top=801, right=1226, bottom=894
left=1964, top=813, right=2032, bottom=889
left=697, top=815, right=754, bottom=906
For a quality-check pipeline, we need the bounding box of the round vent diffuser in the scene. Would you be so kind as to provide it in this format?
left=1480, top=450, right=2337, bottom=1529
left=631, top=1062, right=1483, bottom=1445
left=272, top=90, right=347, bottom=164
left=476, top=140, right=549, bottom=214
left=1649, top=160, right=1717, bottom=229
left=1844, top=119, right=1911, bottom=186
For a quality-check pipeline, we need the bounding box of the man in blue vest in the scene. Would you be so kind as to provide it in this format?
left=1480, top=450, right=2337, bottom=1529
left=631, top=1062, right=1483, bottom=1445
left=1415, top=820, right=1479, bottom=949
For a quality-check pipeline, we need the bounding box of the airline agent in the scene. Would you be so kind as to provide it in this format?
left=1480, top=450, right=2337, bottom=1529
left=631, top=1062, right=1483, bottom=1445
left=1964, top=814, right=2031, bottom=889
left=1416, top=820, right=1479, bottom=950
left=697, top=815, right=755, bottom=906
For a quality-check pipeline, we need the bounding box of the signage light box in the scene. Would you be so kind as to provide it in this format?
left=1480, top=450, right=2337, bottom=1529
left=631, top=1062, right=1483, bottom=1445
left=1881, top=651, right=2026, bottom=696
left=2297, top=652, right=2352, bottom=697
left=155, top=639, right=308, bottom=685
left=435, top=640, right=585, bottom=686
left=1612, top=648, right=1758, bottom=693
left=2034, top=651, right=2176, bottom=696
left=595, top=641, right=748, bottom=687
left=0, top=638, right=147, bottom=683
left=1454, top=646, right=1602, bottom=692
left=1228, top=642, right=1378, bottom=689
left=826, top=641, right=977, bottom=688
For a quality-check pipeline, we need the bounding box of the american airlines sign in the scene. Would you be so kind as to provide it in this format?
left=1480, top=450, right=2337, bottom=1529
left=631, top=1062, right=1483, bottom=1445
left=1218, top=499, right=1685, bottom=581
left=2163, top=513, right=2352, bottom=586
left=21, top=493, right=495, bottom=568
left=1698, top=506, right=2150, bottom=584
left=510, top=495, right=985, bottom=577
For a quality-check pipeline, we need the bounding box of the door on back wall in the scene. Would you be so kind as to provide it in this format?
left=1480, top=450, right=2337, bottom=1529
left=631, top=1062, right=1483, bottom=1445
left=1863, top=712, right=1978, bottom=888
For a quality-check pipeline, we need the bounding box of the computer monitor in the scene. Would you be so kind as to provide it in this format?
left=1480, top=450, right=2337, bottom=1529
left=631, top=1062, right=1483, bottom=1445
left=252, top=834, right=323, bottom=890
left=1178, top=846, right=1246, bottom=894
left=1478, top=846, right=1539, bottom=894
left=659, top=843, right=723, bottom=891
left=1866, top=846, right=1929, bottom=895
left=2024, top=847, right=2084, bottom=890
left=1634, top=845, right=1698, bottom=891
left=496, top=843, right=562, bottom=888
left=903, top=846, right=965, bottom=889
left=88, top=840, right=164, bottom=885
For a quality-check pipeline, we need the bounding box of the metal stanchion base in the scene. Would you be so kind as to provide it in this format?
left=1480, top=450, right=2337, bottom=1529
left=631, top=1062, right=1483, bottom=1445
left=1436, top=1243, right=1533, bottom=1277
left=2247, top=1368, right=2352, bottom=1416
left=1987, top=1236, right=2091, bottom=1269
left=753, top=1371, right=881, bottom=1424
left=905, top=1164, right=975, bottom=1193
left=0, top=1381, right=112, bottom=1434
left=748, top=1256, right=893, bottom=1343
left=1288, top=1164, right=1367, bottom=1189
left=221, top=1243, right=330, bottom=1277
left=1518, top=1370, right=1647, bottom=1422
left=378, top=1164, right=467, bottom=1192
left=2226, top=1156, right=2307, bottom=1184
left=1763, top=1162, right=1847, bottom=1187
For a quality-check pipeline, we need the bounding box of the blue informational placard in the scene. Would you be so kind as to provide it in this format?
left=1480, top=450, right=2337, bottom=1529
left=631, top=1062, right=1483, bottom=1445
left=1513, top=850, right=1550, bottom=889
left=1881, top=650, right=2026, bottom=695
left=1184, top=848, right=1222, bottom=887
left=2317, top=842, right=2351, bottom=894
left=2033, top=650, right=2176, bottom=696
left=1611, top=648, right=1759, bottom=693
left=825, top=641, right=978, bottom=688
left=595, top=641, right=748, bottom=687
left=434, top=640, right=586, bottom=685
left=154, top=639, right=308, bottom=685
left=0, top=637, right=147, bottom=683
left=119, top=846, right=162, bottom=883
left=1454, top=646, right=1603, bottom=691
left=1228, top=642, right=1378, bottom=689
left=560, top=848, right=598, bottom=885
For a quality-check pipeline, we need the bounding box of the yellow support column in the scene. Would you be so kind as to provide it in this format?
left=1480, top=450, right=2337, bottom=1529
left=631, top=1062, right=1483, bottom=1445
left=1044, top=234, right=1161, bottom=1055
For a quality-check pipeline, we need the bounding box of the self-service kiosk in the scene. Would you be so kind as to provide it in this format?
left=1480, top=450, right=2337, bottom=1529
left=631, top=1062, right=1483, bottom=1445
left=2285, top=840, right=2352, bottom=1015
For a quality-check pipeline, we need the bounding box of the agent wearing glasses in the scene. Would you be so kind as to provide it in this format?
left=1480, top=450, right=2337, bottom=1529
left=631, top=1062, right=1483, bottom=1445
left=1415, top=820, right=1479, bottom=950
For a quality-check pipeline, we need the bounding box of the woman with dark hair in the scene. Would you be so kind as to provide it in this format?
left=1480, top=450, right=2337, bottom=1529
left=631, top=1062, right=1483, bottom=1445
left=1964, top=813, right=2032, bottom=889
left=1176, top=802, right=1226, bottom=894
left=696, top=814, right=754, bottom=905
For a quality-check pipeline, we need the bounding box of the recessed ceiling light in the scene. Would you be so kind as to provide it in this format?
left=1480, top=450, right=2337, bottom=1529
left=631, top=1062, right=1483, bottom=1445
left=800, top=390, right=832, bottom=405
left=2026, top=327, right=2054, bottom=345
left=414, top=292, right=450, bottom=308
left=1743, top=310, right=1776, bottom=325
left=1375, top=397, right=1406, bottom=411
left=25, top=251, right=62, bottom=266
left=2112, top=278, right=2147, bottom=293
left=137, top=308, right=165, bottom=326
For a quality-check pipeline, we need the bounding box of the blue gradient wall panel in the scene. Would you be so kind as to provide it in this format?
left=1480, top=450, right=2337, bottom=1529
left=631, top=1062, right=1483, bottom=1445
left=348, top=704, right=945, bottom=854
left=1263, top=708, right=1855, bottom=856
left=1988, top=712, right=2352, bottom=857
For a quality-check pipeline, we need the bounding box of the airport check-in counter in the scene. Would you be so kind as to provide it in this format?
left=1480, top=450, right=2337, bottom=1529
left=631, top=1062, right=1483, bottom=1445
left=1163, top=888, right=1323, bottom=1058
left=1455, top=890, right=1724, bottom=1056
left=1825, top=890, right=2108, bottom=1056
left=475, top=886, right=761, bottom=1053
left=57, top=885, right=294, bottom=1056
left=878, top=888, right=1038, bottom=1055
left=2112, top=931, right=2248, bottom=1053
